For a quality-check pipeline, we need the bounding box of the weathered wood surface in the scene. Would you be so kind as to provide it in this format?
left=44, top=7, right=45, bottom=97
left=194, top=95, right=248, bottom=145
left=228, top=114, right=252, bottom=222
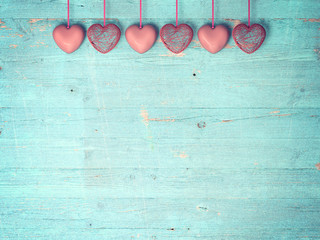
left=0, top=0, right=320, bottom=239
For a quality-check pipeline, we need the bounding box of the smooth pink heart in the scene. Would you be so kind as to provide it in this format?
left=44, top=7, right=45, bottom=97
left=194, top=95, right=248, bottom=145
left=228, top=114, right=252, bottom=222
left=125, top=25, right=157, bottom=54
left=232, top=23, right=266, bottom=54
left=160, top=24, right=193, bottom=54
left=53, top=25, right=85, bottom=53
left=198, top=25, right=229, bottom=54
left=87, top=24, right=121, bottom=54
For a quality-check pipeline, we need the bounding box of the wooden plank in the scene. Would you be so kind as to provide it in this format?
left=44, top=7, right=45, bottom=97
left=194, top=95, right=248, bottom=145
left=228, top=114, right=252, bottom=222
left=0, top=167, right=319, bottom=199
left=1, top=227, right=320, bottom=240
left=0, top=198, right=320, bottom=239
left=0, top=108, right=319, bottom=140
left=1, top=138, right=319, bottom=169
left=1, top=0, right=319, bottom=19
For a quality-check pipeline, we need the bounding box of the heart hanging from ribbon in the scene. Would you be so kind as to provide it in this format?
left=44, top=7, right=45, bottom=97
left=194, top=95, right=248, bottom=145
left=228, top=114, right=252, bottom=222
left=160, top=24, right=193, bottom=54
left=87, top=24, right=121, bottom=54
left=198, top=25, right=229, bottom=54
left=53, top=25, right=85, bottom=54
left=232, top=23, right=266, bottom=54
left=126, top=25, right=157, bottom=54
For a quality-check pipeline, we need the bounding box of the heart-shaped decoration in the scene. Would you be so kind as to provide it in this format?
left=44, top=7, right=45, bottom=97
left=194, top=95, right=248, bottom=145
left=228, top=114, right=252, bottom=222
left=53, top=25, right=85, bottom=54
left=198, top=25, right=229, bottom=54
left=160, top=24, right=193, bottom=54
left=87, top=24, right=121, bottom=54
left=232, top=23, right=266, bottom=54
left=125, top=25, right=157, bottom=54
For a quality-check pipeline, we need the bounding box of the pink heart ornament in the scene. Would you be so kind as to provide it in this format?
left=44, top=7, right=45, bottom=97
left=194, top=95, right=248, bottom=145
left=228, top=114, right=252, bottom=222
left=125, top=25, right=157, bottom=54
left=87, top=23, right=121, bottom=54
left=160, top=24, right=193, bottom=54
left=232, top=23, right=266, bottom=54
left=53, top=25, right=85, bottom=53
left=198, top=25, right=229, bottom=54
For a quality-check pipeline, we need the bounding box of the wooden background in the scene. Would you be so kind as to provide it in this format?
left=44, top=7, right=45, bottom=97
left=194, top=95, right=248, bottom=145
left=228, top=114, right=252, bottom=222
left=1, top=0, right=320, bottom=239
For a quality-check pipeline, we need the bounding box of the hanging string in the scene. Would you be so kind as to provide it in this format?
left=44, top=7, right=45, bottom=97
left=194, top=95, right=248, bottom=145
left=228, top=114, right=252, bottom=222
left=104, top=0, right=106, bottom=27
left=67, top=0, right=70, bottom=28
left=212, top=0, right=214, bottom=28
left=139, top=0, right=142, bottom=28
left=176, top=0, right=178, bottom=27
left=248, top=0, right=250, bottom=27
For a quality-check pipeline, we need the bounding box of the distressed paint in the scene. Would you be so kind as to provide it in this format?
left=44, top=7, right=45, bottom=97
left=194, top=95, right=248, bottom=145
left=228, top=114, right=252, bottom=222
left=0, top=0, right=320, bottom=239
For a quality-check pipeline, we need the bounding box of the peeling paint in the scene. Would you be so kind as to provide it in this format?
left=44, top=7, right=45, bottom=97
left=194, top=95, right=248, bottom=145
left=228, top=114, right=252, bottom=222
left=148, top=117, right=175, bottom=122
left=315, top=163, right=320, bottom=171
left=140, top=109, right=150, bottom=126
left=140, top=108, right=175, bottom=126
left=224, top=44, right=236, bottom=49
left=159, top=51, right=186, bottom=57
left=222, top=120, right=233, bottom=123
left=298, top=18, right=320, bottom=22
left=29, top=19, right=43, bottom=24
left=0, top=19, right=7, bottom=30
left=174, top=151, right=188, bottom=159
left=30, top=42, right=48, bottom=48
left=314, top=49, right=320, bottom=59
left=270, top=110, right=280, bottom=114
left=9, top=44, right=18, bottom=48
left=224, top=19, right=241, bottom=28
left=192, top=39, right=203, bottom=48
left=274, top=113, right=292, bottom=117
left=1, top=34, right=24, bottom=38
left=179, top=152, right=188, bottom=158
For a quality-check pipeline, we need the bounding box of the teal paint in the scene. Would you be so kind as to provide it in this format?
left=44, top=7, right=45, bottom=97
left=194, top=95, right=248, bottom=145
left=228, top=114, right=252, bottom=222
left=0, top=0, right=320, bottom=239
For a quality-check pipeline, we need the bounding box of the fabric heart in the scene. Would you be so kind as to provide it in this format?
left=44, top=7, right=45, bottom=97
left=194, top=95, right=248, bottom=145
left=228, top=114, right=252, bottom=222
left=160, top=24, right=193, bottom=54
left=87, top=24, right=121, bottom=54
left=232, top=23, right=266, bottom=54
left=125, top=25, right=157, bottom=54
left=198, top=25, right=229, bottom=54
left=53, top=25, right=85, bottom=54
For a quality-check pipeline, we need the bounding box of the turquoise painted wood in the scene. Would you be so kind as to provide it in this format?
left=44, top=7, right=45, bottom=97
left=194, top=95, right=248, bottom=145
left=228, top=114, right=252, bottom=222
left=0, top=0, right=320, bottom=239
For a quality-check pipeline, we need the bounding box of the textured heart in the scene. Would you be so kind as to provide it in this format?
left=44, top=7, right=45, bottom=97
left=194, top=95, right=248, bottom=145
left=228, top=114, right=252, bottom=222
left=125, top=25, right=157, bottom=54
left=87, top=24, right=121, bottom=54
left=53, top=25, right=85, bottom=54
left=160, top=24, right=193, bottom=54
left=232, top=23, right=266, bottom=54
left=198, top=25, right=229, bottom=54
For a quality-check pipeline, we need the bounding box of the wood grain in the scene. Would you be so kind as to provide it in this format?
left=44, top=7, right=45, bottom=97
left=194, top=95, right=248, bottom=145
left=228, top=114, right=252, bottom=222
left=0, top=0, right=320, bottom=239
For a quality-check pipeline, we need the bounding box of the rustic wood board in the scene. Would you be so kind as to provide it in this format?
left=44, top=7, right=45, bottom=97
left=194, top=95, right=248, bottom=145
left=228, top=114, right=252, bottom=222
left=0, top=0, right=320, bottom=239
